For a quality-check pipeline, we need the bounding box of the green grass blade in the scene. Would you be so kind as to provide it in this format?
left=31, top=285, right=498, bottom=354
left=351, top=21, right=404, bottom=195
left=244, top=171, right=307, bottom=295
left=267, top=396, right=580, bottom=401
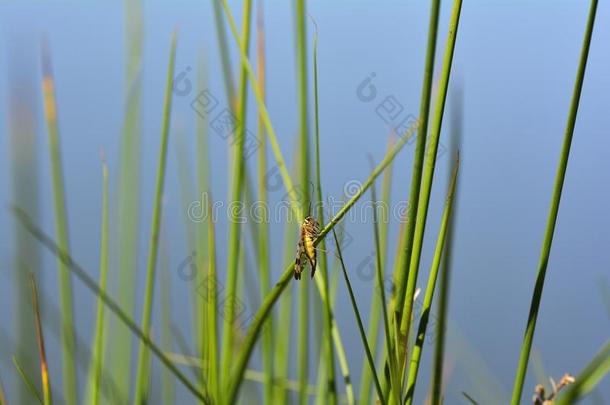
left=133, top=30, right=178, bottom=404
left=312, top=18, right=338, bottom=405
left=206, top=193, right=220, bottom=402
left=112, top=1, right=144, bottom=399
left=195, top=55, right=211, bottom=394
left=40, top=39, right=77, bottom=405
left=29, top=274, right=52, bottom=405
left=404, top=154, right=459, bottom=405
left=13, top=207, right=210, bottom=403
left=510, top=1, right=599, bottom=403
left=88, top=154, right=108, bottom=405
left=13, top=356, right=42, bottom=404
left=394, top=0, right=441, bottom=328
left=296, top=1, right=310, bottom=404
left=399, top=0, right=463, bottom=374
left=370, top=177, right=399, bottom=404
left=430, top=88, right=462, bottom=405
left=160, top=232, right=175, bottom=404
left=221, top=0, right=254, bottom=389
left=256, top=4, right=274, bottom=403
left=556, top=341, right=610, bottom=404
left=211, top=0, right=236, bottom=106
left=332, top=230, right=385, bottom=405
left=220, top=0, right=302, bottom=221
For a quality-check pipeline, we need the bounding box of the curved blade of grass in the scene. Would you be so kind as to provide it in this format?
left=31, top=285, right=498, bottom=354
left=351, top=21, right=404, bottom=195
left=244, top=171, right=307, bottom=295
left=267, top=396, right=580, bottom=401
left=88, top=153, right=108, bottom=405
left=220, top=0, right=302, bottom=221
left=133, top=30, right=177, bottom=404
left=404, top=153, right=459, bottom=405
left=13, top=207, right=210, bottom=403
left=399, top=0, right=463, bottom=374
left=510, top=0, right=598, bottom=402
left=221, top=0, right=253, bottom=386
left=223, top=123, right=422, bottom=404
left=296, top=1, right=311, bottom=404
left=256, top=3, right=274, bottom=403
left=0, top=373, right=6, bottom=405
left=311, top=18, right=338, bottom=405
left=40, top=39, right=77, bottom=405
left=13, top=356, right=42, bottom=404
left=332, top=229, right=385, bottom=405
left=394, top=0, right=441, bottom=327
left=555, top=341, right=610, bottom=404
left=29, top=274, right=52, bottom=405
left=430, top=87, right=462, bottom=405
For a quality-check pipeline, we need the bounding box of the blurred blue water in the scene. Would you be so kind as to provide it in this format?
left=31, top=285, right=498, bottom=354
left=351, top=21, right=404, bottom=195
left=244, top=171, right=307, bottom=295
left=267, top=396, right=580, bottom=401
left=1, top=1, right=609, bottom=403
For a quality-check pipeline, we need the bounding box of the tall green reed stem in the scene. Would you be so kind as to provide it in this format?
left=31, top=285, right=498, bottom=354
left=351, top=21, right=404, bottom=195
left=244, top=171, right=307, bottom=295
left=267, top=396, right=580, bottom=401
left=405, top=154, right=459, bottom=405
left=134, top=31, right=177, bottom=404
left=312, top=19, right=338, bottom=405
left=296, top=1, right=310, bottom=404
left=41, top=40, right=77, bottom=405
left=88, top=154, right=108, bottom=405
left=221, top=0, right=253, bottom=386
left=510, top=0, right=598, bottom=402
left=399, top=0, right=462, bottom=371
left=394, top=0, right=441, bottom=326
left=256, top=4, right=274, bottom=403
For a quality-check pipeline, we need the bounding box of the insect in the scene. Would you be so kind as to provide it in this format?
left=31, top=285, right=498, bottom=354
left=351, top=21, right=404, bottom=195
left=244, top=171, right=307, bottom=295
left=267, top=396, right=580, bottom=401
left=294, top=214, right=321, bottom=280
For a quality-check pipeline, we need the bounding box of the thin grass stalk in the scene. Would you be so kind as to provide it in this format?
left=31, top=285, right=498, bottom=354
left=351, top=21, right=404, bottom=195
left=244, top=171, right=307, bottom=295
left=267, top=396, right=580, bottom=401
left=360, top=138, right=395, bottom=405
left=220, top=0, right=302, bottom=221
left=333, top=229, right=385, bottom=405
left=221, top=0, right=253, bottom=387
left=211, top=0, right=236, bottom=106
left=206, top=193, right=220, bottom=402
left=88, top=153, right=108, bottom=405
left=160, top=232, right=175, bottom=405
left=510, top=1, right=598, bottom=402
left=29, top=274, right=52, bottom=405
left=113, top=1, right=144, bottom=400
left=430, top=88, right=462, bottom=405
left=256, top=3, right=274, bottom=403
left=223, top=124, right=423, bottom=404
left=40, top=40, right=77, bottom=405
left=134, top=30, right=178, bottom=404
left=296, top=1, right=311, bottom=404
left=555, top=341, right=610, bottom=404
left=404, top=154, right=459, bottom=405
left=196, top=56, right=210, bottom=391
left=13, top=357, right=42, bottom=404
left=394, top=0, right=441, bottom=327
left=13, top=208, right=210, bottom=403
left=399, top=0, right=462, bottom=373
left=370, top=179, right=400, bottom=405
left=312, top=19, right=338, bottom=405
